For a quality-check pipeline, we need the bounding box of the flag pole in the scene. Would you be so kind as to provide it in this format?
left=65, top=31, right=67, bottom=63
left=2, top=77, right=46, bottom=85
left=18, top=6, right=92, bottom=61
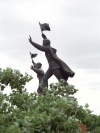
left=29, top=52, right=35, bottom=65
left=39, top=22, right=43, bottom=34
left=38, top=22, right=48, bottom=39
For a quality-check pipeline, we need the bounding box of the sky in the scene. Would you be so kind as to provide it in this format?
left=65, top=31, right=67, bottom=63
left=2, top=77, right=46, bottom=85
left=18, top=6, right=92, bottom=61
left=0, top=0, right=100, bottom=115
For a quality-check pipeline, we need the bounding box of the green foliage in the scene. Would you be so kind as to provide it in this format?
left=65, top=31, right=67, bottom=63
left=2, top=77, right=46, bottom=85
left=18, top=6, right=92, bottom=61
left=0, top=82, right=82, bottom=133
left=0, top=67, right=100, bottom=133
left=92, top=126, right=100, bottom=133
left=0, top=67, right=32, bottom=93
left=85, top=114, right=100, bottom=132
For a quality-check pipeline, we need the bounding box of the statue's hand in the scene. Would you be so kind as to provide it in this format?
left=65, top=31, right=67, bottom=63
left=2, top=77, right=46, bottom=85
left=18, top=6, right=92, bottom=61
left=29, top=35, right=32, bottom=43
left=42, top=33, right=47, bottom=39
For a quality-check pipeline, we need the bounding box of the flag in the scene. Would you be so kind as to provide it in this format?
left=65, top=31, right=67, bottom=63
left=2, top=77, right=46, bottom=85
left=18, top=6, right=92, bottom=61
left=39, top=22, right=50, bottom=31
left=30, top=52, right=37, bottom=58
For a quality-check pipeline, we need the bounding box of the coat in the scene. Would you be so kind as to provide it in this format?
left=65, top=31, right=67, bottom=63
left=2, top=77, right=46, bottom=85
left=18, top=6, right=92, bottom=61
left=50, top=47, right=75, bottom=80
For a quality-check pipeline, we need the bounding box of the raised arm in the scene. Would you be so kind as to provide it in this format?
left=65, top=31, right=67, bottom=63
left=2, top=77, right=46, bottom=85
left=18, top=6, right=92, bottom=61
left=32, top=59, right=36, bottom=66
left=29, top=36, right=49, bottom=52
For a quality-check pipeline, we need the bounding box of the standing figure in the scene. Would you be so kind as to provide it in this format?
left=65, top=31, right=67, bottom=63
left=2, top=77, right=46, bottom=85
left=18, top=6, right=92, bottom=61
left=30, top=52, right=45, bottom=94
left=29, top=34, right=75, bottom=93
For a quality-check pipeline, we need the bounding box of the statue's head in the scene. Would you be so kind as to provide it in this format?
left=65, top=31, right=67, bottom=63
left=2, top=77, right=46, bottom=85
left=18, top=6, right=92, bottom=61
left=34, top=62, right=42, bottom=69
left=43, top=39, right=51, bottom=46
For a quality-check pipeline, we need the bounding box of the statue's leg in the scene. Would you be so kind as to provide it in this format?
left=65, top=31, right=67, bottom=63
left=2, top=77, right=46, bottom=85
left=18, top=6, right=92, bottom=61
left=37, top=86, right=42, bottom=94
left=42, top=69, right=53, bottom=89
left=53, top=68, right=69, bottom=96
left=52, top=68, right=68, bottom=85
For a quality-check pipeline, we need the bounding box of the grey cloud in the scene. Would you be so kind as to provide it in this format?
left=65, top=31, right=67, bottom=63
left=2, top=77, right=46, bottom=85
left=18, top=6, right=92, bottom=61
left=0, top=0, right=100, bottom=70
left=0, top=0, right=100, bottom=115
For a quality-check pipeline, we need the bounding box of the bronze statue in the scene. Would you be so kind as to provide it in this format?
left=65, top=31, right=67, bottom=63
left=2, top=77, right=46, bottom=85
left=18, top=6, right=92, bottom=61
left=29, top=37, right=75, bottom=93
left=28, top=22, right=75, bottom=93
left=30, top=52, right=45, bottom=94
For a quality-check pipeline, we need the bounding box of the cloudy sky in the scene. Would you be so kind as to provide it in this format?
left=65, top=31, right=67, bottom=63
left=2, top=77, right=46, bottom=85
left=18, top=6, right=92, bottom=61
left=0, top=0, right=100, bottom=115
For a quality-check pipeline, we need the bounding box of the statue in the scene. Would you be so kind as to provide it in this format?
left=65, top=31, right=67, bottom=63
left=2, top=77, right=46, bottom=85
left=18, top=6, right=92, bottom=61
left=28, top=22, right=75, bottom=93
left=30, top=52, right=46, bottom=94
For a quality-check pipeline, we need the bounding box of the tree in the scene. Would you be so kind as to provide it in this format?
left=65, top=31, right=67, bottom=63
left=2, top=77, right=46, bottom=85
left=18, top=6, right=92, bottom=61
left=0, top=67, right=99, bottom=133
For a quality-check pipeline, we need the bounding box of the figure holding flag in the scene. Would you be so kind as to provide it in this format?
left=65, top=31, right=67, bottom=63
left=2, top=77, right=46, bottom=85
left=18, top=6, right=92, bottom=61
left=28, top=22, right=75, bottom=93
left=30, top=52, right=45, bottom=94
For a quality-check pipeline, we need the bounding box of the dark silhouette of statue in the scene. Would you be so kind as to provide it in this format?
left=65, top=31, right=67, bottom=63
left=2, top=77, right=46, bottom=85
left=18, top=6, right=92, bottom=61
left=28, top=34, right=75, bottom=93
left=30, top=52, right=45, bottom=94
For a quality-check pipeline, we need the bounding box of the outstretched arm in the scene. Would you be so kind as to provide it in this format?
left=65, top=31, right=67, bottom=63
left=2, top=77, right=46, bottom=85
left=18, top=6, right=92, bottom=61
left=29, top=36, right=49, bottom=52
left=32, top=59, right=36, bottom=66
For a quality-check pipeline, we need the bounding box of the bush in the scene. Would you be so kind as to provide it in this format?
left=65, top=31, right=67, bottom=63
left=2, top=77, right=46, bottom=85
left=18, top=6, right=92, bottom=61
left=92, top=126, right=100, bottom=133
left=0, top=67, right=98, bottom=133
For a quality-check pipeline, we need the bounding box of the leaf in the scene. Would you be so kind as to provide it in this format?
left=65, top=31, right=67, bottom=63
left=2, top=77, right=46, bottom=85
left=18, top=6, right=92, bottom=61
left=85, top=103, right=89, bottom=108
left=1, top=85, right=5, bottom=91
